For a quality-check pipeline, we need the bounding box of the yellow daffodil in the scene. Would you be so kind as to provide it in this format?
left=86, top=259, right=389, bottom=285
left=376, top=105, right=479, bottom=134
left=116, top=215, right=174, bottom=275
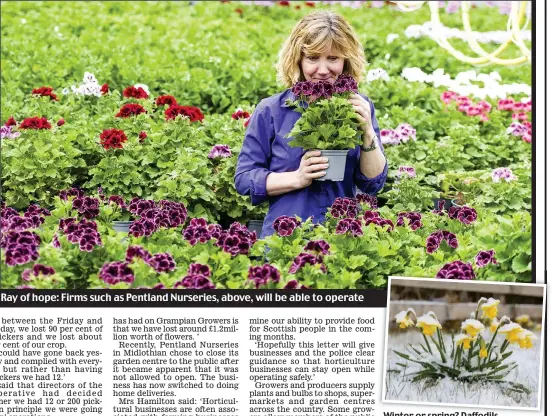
left=479, top=340, right=488, bottom=358
left=416, top=313, right=442, bottom=336
left=514, top=314, right=531, bottom=325
left=455, top=334, right=474, bottom=350
left=516, top=330, right=537, bottom=349
left=490, top=318, right=500, bottom=333
left=395, top=310, right=415, bottom=329
left=498, top=322, right=524, bottom=343
left=481, top=298, right=500, bottom=320
left=461, top=319, right=485, bottom=338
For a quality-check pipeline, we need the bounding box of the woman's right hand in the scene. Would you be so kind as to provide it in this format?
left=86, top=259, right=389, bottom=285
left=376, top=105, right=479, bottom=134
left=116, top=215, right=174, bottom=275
left=295, top=150, right=329, bottom=188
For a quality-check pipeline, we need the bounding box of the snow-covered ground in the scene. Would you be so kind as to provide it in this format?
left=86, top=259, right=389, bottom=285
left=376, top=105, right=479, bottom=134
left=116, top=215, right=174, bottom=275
left=385, top=331, right=542, bottom=408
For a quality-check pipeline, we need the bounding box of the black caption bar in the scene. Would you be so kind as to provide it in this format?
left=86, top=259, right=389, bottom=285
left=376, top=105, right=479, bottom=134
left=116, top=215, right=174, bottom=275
left=0, top=289, right=387, bottom=308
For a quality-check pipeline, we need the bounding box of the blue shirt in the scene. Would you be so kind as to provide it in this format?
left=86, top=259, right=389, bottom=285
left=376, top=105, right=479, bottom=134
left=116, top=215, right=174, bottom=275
left=234, top=89, right=388, bottom=238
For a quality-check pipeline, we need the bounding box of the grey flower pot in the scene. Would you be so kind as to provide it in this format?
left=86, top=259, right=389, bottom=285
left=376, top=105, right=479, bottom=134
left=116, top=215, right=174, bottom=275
left=247, top=220, right=264, bottom=236
left=112, top=221, right=133, bottom=233
left=315, top=150, right=349, bottom=181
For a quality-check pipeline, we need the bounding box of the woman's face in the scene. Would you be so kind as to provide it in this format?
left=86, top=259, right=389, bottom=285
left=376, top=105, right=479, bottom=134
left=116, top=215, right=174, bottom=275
left=300, top=46, right=345, bottom=84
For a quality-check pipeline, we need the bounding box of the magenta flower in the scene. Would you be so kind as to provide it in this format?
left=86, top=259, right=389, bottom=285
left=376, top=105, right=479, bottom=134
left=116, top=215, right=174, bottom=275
left=396, top=212, right=422, bottom=231
left=100, top=261, right=135, bottom=285
left=126, top=246, right=151, bottom=263
left=440, top=90, right=458, bottom=104
left=187, top=263, right=211, bottom=278
left=498, top=98, right=515, bottom=111
left=283, top=279, right=309, bottom=289
left=436, top=260, right=475, bottom=280
left=475, top=249, right=498, bottom=267
left=174, top=274, right=215, bottom=289
left=273, top=216, right=301, bottom=237
left=248, top=264, right=281, bottom=288
left=330, top=197, right=359, bottom=219
left=356, top=193, right=378, bottom=209
left=289, top=252, right=326, bottom=274
left=208, top=144, right=232, bottom=159
left=335, top=218, right=363, bottom=236
left=147, top=253, right=176, bottom=273
left=22, top=264, right=56, bottom=282
left=397, top=166, right=416, bottom=178
left=304, top=240, right=330, bottom=255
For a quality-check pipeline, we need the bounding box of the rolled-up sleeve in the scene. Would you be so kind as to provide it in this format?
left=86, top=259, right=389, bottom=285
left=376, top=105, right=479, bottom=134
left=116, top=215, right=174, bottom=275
left=234, top=102, right=274, bottom=206
left=354, top=97, right=388, bottom=194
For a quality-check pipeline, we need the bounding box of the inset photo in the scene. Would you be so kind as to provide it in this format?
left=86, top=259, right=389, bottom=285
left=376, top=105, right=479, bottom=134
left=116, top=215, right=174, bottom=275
left=383, top=277, right=545, bottom=410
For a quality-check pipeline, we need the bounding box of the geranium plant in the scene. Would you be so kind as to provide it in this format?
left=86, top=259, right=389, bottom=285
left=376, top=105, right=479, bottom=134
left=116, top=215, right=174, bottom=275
left=285, top=74, right=363, bottom=150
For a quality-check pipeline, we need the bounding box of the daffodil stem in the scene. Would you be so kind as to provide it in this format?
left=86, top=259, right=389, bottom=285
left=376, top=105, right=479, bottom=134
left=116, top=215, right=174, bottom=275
left=422, top=334, right=433, bottom=354
left=500, top=340, right=509, bottom=354
left=484, top=331, right=499, bottom=365
left=430, top=335, right=446, bottom=363
left=437, top=328, right=446, bottom=355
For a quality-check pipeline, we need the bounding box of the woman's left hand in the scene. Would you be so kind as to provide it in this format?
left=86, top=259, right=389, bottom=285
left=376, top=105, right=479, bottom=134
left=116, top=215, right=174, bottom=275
left=348, top=93, right=377, bottom=142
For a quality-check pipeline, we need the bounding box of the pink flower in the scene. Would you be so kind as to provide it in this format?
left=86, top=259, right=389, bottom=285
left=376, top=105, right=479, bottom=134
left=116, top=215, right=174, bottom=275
left=398, top=166, right=416, bottom=178
left=522, top=134, right=532, bottom=143
left=491, top=167, right=517, bottom=183
left=497, top=98, right=515, bottom=111
left=475, top=249, right=498, bottom=267
left=440, top=90, right=458, bottom=104
left=466, top=105, right=481, bottom=117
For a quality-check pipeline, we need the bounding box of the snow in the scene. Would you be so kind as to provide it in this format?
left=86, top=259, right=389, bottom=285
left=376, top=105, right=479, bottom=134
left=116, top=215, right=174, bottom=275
left=385, top=331, right=541, bottom=407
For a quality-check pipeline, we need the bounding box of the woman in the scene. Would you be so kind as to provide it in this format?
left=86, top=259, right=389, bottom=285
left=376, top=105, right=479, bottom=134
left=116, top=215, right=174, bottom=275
left=234, top=11, right=388, bottom=238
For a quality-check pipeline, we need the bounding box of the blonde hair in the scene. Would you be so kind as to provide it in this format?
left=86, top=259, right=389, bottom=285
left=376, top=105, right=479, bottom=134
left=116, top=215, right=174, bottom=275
left=276, top=11, right=366, bottom=88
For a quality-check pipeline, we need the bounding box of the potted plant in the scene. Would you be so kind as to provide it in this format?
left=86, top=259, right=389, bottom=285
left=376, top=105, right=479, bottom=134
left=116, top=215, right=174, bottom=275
left=285, top=74, right=363, bottom=181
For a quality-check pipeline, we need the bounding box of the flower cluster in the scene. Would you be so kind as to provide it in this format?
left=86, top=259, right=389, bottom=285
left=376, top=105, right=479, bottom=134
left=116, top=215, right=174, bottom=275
left=380, top=123, right=416, bottom=145
left=366, top=68, right=390, bottom=83
left=183, top=219, right=256, bottom=256
left=356, top=193, right=378, bottom=209
left=475, top=249, right=498, bottom=268
left=335, top=218, right=363, bottom=236
left=165, top=105, right=204, bottom=122
left=58, top=218, right=102, bottom=252
left=208, top=144, right=232, bottom=159
left=1, top=124, right=20, bottom=140
left=436, top=260, right=475, bottom=280
left=174, top=274, right=215, bottom=289
left=99, top=128, right=128, bottom=150
left=32, top=86, right=58, bottom=101
left=498, top=97, right=531, bottom=122
left=403, top=67, right=529, bottom=100
left=156, top=95, right=178, bottom=107
left=506, top=121, right=532, bottom=143
left=289, top=252, right=326, bottom=274
left=72, top=196, right=100, bottom=219
left=126, top=245, right=152, bottom=263
left=128, top=199, right=188, bottom=237
left=248, top=264, right=280, bottom=288
left=330, top=197, right=359, bottom=219
left=59, top=187, right=85, bottom=201
left=231, top=108, right=250, bottom=120
left=273, top=216, right=301, bottom=237
left=148, top=253, right=176, bottom=273
left=19, top=117, right=52, bottom=130
left=448, top=205, right=477, bottom=225
left=115, top=103, right=146, bottom=118
left=4, top=117, right=17, bottom=127
left=69, top=72, right=104, bottom=97
left=491, top=167, right=517, bottom=183
left=441, top=91, right=492, bottom=122
left=174, top=262, right=215, bottom=289
left=1, top=230, right=41, bottom=266
left=426, top=230, right=458, bottom=254
left=363, top=210, right=394, bottom=231
left=283, top=280, right=310, bottom=289
left=100, top=261, right=134, bottom=285
left=22, top=264, right=56, bottom=281
left=139, top=131, right=147, bottom=143
left=396, top=211, right=422, bottom=231
left=291, top=73, right=358, bottom=101
left=304, top=240, right=330, bottom=255
left=397, top=165, right=416, bottom=178
left=123, top=85, right=149, bottom=99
